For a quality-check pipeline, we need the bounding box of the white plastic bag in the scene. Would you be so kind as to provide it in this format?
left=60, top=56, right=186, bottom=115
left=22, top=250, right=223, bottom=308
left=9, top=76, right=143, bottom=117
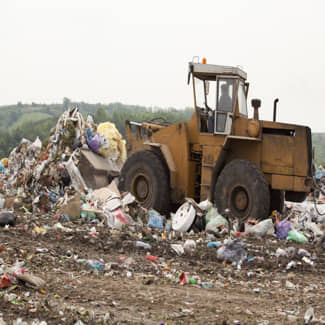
left=245, top=219, right=275, bottom=237
left=65, top=158, right=87, bottom=192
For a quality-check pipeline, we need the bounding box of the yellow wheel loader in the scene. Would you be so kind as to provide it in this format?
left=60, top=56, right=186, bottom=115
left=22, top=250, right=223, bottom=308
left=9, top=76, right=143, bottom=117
left=119, top=59, right=313, bottom=220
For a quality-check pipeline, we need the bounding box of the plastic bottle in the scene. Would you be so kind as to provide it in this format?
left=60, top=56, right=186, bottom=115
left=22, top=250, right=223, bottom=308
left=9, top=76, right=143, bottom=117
left=304, top=307, right=314, bottom=324
left=178, top=272, right=197, bottom=285
left=145, top=255, right=159, bottom=262
left=136, top=241, right=152, bottom=250
left=200, top=282, right=214, bottom=289
left=87, top=260, right=105, bottom=271
left=0, top=195, right=4, bottom=209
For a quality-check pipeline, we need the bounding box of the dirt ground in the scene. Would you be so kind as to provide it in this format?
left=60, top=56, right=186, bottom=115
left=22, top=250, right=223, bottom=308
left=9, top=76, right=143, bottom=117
left=1, top=213, right=325, bottom=324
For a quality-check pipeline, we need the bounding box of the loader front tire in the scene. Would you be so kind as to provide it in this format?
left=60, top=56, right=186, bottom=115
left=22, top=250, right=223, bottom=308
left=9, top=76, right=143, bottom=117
left=119, top=150, right=170, bottom=214
left=214, top=159, right=270, bottom=221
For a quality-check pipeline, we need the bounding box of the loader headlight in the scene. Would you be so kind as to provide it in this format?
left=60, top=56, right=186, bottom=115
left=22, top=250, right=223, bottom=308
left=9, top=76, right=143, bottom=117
left=248, top=119, right=260, bottom=137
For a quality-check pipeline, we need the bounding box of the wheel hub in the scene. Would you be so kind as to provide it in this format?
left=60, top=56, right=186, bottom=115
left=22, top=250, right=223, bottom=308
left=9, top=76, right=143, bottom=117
left=132, top=174, right=150, bottom=201
left=231, top=186, right=249, bottom=213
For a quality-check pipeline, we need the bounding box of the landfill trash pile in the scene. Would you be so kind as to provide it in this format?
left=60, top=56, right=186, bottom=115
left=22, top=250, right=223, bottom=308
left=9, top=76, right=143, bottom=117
left=1, top=115, right=325, bottom=323
left=0, top=108, right=126, bottom=216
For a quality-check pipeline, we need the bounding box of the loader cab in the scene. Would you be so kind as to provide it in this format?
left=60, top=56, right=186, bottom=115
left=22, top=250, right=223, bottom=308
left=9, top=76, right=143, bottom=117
left=190, top=62, right=248, bottom=135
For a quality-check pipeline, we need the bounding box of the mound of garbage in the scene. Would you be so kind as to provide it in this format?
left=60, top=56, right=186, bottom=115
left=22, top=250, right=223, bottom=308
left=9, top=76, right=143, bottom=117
left=0, top=108, right=126, bottom=215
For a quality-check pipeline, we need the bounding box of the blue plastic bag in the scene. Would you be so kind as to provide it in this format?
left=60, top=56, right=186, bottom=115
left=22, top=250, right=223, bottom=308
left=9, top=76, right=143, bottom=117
left=147, top=210, right=164, bottom=229
left=207, top=241, right=221, bottom=248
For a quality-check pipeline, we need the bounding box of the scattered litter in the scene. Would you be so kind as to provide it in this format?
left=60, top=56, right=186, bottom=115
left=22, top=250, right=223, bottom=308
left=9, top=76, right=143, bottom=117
left=0, top=212, right=16, bottom=227
left=207, top=241, right=221, bottom=248
left=147, top=210, right=164, bottom=229
left=136, top=241, right=152, bottom=250
left=171, top=244, right=185, bottom=256
left=276, top=220, right=291, bottom=239
left=245, top=219, right=275, bottom=237
left=183, top=239, right=196, bottom=254
left=304, top=307, right=315, bottom=324
left=205, top=207, right=229, bottom=236
left=172, top=201, right=196, bottom=233
left=217, top=239, right=247, bottom=267
left=16, top=273, right=46, bottom=288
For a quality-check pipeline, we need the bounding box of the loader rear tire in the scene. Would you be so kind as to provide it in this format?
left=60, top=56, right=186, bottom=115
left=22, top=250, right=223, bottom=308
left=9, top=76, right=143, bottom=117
left=214, top=159, right=270, bottom=221
left=119, top=150, right=170, bottom=214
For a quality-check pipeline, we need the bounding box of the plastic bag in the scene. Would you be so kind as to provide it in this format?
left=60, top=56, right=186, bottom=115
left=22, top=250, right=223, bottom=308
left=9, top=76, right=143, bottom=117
left=0, top=212, right=16, bottom=227
left=31, top=136, right=42, bottom=151
left=205, top=207, right=221, bottom=224
left=0, top=162, right=5, bottom=173
left=104, top=208, right=134, bottom=229
left=207, top=241, right=221, bottom=248
left=276, top=220, right=291, bottom=239
left=286, top=229, right=308, bottom=243
left=245, top=219, right=275, bottom=237
left=80, top=203, right=97, bottom=220
left=16, top=273, right=45, bottom=287
left=88, top=133, right=101, bottom=153
left=305, top=221, right=323, bottom=237
left=205, top=207, right=229, bottom=235
left=0, top=195, right=5, bottom=209
left=147, top=210, right=164, bottom=229
left=217, top=239, right=247, bottom=266
left=0, top=274, right=11, bottom=289
left=1, top=158, right=8, bottom=168
left=183, top=239, right=196, bottom=254
left=65, top=158, right=87, bottom=192
left=198, top=200, right=213, bottom=211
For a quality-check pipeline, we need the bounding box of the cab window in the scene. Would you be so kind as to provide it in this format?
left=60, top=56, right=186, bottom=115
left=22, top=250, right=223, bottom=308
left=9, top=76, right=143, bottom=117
left=217, top=79, right=234, bottom=112
left=194, top=77, right=217, bottom=133
left=238, top=82, right=248, bottom=116
left=194, top=77, right=216, bottom=111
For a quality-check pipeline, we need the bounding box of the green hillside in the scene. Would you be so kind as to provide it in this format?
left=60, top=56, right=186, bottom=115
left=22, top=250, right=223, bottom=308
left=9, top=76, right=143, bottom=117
left=312, top=133, right=325, bottom=167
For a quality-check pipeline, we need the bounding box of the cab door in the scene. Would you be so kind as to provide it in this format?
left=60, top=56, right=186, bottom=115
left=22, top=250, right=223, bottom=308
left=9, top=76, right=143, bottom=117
left=214, top=78, right=236, bottom=135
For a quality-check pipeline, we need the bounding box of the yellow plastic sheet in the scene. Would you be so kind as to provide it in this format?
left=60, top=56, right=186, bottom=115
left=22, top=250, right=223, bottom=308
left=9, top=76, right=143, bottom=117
left=97, top=122, right=126, bottom=168
left=1, top=158, right=8, bottom=168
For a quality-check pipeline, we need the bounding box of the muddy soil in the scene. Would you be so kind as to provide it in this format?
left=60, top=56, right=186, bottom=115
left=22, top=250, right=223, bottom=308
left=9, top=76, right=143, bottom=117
left=0, top=214, right=325, bottom=324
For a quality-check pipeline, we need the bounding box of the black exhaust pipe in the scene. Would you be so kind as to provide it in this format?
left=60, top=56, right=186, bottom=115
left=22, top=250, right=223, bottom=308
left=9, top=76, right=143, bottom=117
left=273, top=98, right=279, bottom=122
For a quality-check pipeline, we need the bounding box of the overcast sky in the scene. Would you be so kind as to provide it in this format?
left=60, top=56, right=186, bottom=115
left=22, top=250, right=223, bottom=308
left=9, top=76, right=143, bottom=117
left=0, top=0, right=324, bottom=131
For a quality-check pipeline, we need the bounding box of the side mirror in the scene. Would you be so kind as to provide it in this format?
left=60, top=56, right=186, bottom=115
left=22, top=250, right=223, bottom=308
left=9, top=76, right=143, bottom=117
left=251, top=98, right=261, bottom=120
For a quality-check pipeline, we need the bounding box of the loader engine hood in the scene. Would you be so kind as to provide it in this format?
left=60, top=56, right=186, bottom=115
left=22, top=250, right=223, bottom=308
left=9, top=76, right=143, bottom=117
left=260, top=121, right=313, bottom=178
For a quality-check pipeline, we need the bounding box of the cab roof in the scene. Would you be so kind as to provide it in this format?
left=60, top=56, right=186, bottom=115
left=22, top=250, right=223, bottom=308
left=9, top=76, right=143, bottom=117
left=190, top=63, right=247, bottom=80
